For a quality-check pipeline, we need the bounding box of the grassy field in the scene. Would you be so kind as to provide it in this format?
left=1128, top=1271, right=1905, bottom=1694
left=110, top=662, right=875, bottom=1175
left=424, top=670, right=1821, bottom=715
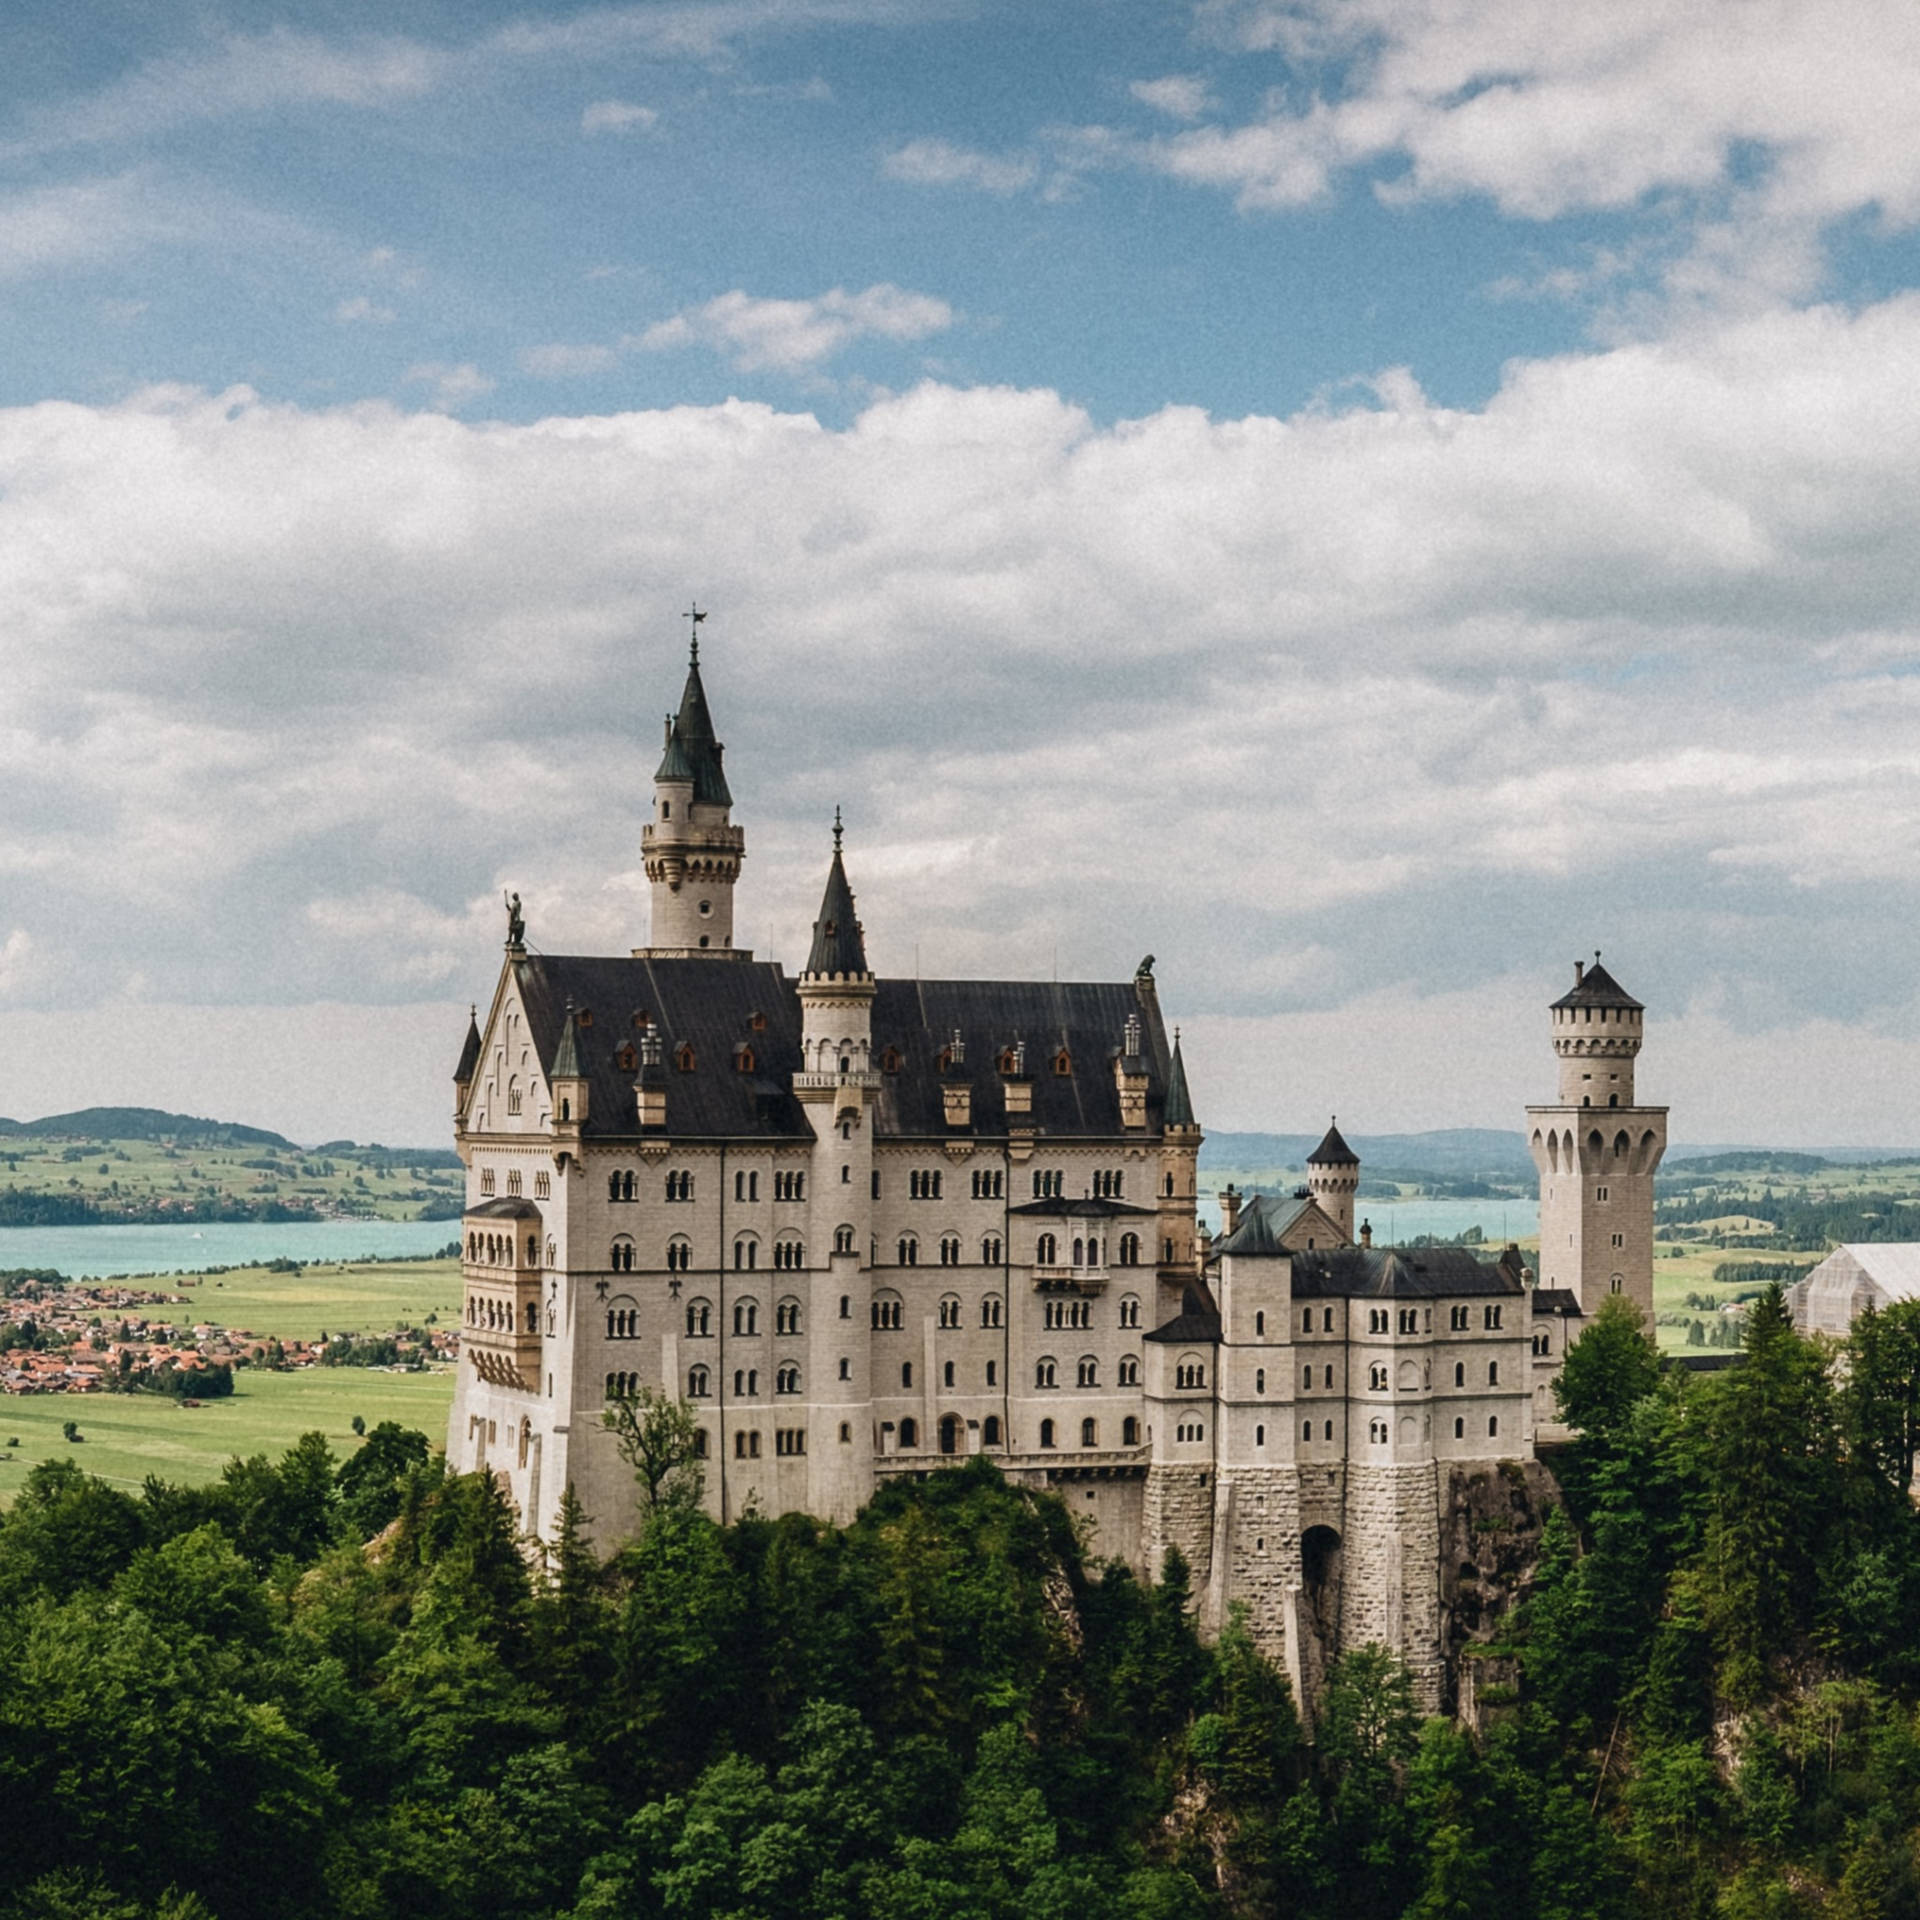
left=163, top=1257, right=463, bottom=1339
left=0, top=1132, right=461, bottom=1221
left=0, top=1365, right=456, bottom=1505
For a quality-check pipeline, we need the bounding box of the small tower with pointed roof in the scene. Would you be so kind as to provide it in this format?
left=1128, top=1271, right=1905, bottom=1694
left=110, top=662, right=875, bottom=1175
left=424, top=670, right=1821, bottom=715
left=1306, top=1120, right=1360, bottom=1245
left=1526, top=953, right=1669, bottom=1327
left=639, top=623, right=747, bottom=958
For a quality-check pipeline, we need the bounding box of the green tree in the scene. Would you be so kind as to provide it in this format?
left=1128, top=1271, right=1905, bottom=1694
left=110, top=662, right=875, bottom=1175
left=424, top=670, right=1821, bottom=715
left=1555, top=1293, right=1663, bottom=1442
left=602, top=1384, right=704, bottom=1524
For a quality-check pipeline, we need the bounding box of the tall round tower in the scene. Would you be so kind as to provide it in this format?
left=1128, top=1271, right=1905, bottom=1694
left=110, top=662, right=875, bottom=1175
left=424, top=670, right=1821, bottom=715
left=639, top=629, right=746, bottom=957
left=1306, top=1119, right=1360, bottom=1243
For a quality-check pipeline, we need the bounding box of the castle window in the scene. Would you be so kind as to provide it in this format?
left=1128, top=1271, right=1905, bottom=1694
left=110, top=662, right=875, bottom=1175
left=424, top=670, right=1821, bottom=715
left=898, top=1417, right=918, bottom=1449
left=1077, top=1356, right=1099, bottom=1388
left=732, top=1368, right=760, bottom=1397
left=733, top=1239, right=758, bottom=1271
left=1032, top=1169, right=1063, bottom=1199
left=1255, top=1369, right=1265, bottom=1395
left=987, top=1360, right=997, bottom=1385
left=1369, top=1363, right=1387, bottom=1391
left=981, top=1293, right=1003, bottom=1328
left=1037, top=1232, right=1057, bottom=1264
left=776, top=1298, right=802, bottom=1335
left=1036, top=1357, right=1058, bottom=1389
left=667, top=1238, right=691, bottom=1272
left=508, top=1079, right=522, bottom=1115
left=871, top=1169, right=880, bottom=1197
left=939, top=1295, right=961, bottom=1329
left=834, top=1225, right=855, bottom=1255
left=535, top=1171, right=551, bottom=1200
left=1488, top=1361, right=1500, bottom=1385
left=1175, top=1357, right=1206, bottom=1390
left=1255, top=1424, right=1265, bottom=1447
left=610, top=1239, right=635, bottom=1272
left=506, top=1169, right=522, bottom=1197
left=972, top=1168, right=1004, bottom=1199
left=1454, top=1416, right=1464, bottom=1439
left=1450, top=1305, right=1469, bottom=1330
left=1303, top=1421, right=1313, bottom=1442
left=1093, top=1169, right=1123, bottom=1199
left=1611, top=1232, right=1624, bottom=1249
left=675, top=1044, right=696, bottom=1073
left=775, top=1427, right=806, bottom=1456
left=734, top=1170, right=760, bottom=1202
left=1483, top=1305, right=1504, bottom=1330
left=1597, top=1185, right=1609, bottom=1201
left=910, top=1169, right=943, bottom=1200
left=1118, top=1355, right=1139, bottom=1386
left=943, top=1359, right=955, bottom=1387
left=872, top=1294, right=903, bottom=1330
left=606, top=1304, right=638, bottom=1339
left=689, top=1365, right=710, bottom=1397
left=692, top=1428, right=708, bottom=1457
left=840, top=1422, right=852, bottom=1443
left=1119, top=1294, right=1140, bottom=1329
left=734, top=1431, right=761, bottom=1458
left=775, top=1171, right=806, bottom=1201
left=939, top=1235, right=961, bottom=1266
left=881, top=1046, right=902, bottom=1074
left=839, top=1357, right=851, bottom=1379
left=1052, top=1050, right=1071, bottom=1076
left=686, top=1298, right=711, bottom=1336
left=982, top=1235, right=1004, bottom=1265
left=1454, top=1361, right=1465, bottom=1387
left=733, top=1299, right=758, bottom=1336
left=777, top=1364, right=800, bottom=1395
left=606, top=1372, right=638, bottom=1399
left=617, top=1043, right=637, bottom=1072
left=1325, top=1420, right=1333, bottom=1440
left=1398, top=1308, right=1417, bottom=1334
left=1118, top=1232, right=1141, bottom=1266
left=1303, top=1309, right=1313, bottom=1333
left=897, top=1236, right=918, bottom=1266
left=1122, top=1416, right=1139, bottom=1446
left=1081, top=1417, right=1098, bottom=1447
left=1303, top=1366, right=1313, bottom=1391
left=666, top=1170, right=693, bottom=1202
left=1488, top=1415, right=1500, bottom=1438
left=481, top=1169, right=496, bottom=1196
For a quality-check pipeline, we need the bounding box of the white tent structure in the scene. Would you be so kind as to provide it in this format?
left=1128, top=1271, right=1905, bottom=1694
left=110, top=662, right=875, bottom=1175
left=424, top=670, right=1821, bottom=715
left=1789, top=1245, right=1920, bottom=1337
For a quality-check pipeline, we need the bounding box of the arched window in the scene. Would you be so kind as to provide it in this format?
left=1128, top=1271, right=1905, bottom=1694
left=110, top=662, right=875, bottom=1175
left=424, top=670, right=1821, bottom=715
left=1454, top=1416, right=1465, bottom=1439
left=898, top=1417, right=919, bottom=1449
left=881, top=1045, right=902, bottom=1073
left=1122, top=1415, right=1140, bottom=1446
left=1118, top=1232, right=1140, bottom=1266
left=776, top=1298, right=802, bottom=1335
left=1117, top=1355, right=1140, bottom=1386
left=897, top=1236, right=918, bottom=1266
left=675, top=1043, right=696, bottom=1073
left=1119, top=1294, right=1140, bottom=1329
left=776, top=1364, right=800, bottom=1394
left=666, top=1170, right=693, bottom=1202
left=981, top=1293, right=1003, bottom=1328
left=1488, top=1361, right=1500, bottom=1385
left=1081, top=1417, right=1098, bottom=1448
left=1175, top=1356, right=1206, bottom=1390
left=733, top=1299, right=759, bottom=1336
left=686, top=1298, right=711, bottom=1337
left=688, top=1365, right=710, bottom=1397
left=1052, top=1050, right=1071, bottom=1076
left=735, top=1044, right=755, bottom=1074
left=983, top=1415, right=1002, bottom=1447
left=1037, top=1232, right=1057, bottom=1264
left=981, top=1235, right=1003, bottom=1265
left=733, top=1238, right=758, bottom=1271
left=1035, top=1356, right=1057, bottom=1389
left=938, top=1295, right=961, bottom=1329
left=610, top=1238, right=635, bottom=1272
left=606, top=1300, right=638, bottom=1339
left=939, top=1235, right=961, bottom=1266
left=773, top=1236, right=805, bottom=1271
left=508, top=1079, right=522, bottom=1115
left=1039, top=1418, right=1056, bottom=1449
left=871, top=1293, right=903, bottom=1331
left=1076, top=1356, right=1098, bottom=1387
left=1454, top=1361, right=1465, bottom=1387
left=1488, top=1415, right=1500, bottom=1437
left=833, top=1224, right=855, bottom=1254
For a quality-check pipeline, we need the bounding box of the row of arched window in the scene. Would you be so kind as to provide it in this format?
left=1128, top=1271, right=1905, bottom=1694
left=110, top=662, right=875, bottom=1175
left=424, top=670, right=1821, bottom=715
left=1030, top=1232, right=1140, bottom=1266
left=1031, top=1355, right=1140, bottom=1389
left=466, top=1229, right=546, bottom=1267
left=467, top=1296, right=537, bottom=1333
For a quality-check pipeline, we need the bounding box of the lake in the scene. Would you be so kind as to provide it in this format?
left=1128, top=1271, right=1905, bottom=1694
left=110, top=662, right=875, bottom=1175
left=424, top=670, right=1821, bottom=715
left=0, top=1218, right=458, bottom=1280
left=1196, top=1194, right=1540, bottom=1246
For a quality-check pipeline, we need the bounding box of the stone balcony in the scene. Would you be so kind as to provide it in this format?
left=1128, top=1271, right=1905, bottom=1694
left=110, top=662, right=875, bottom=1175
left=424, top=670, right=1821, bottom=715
left=1031, top=1263, right=1109, bottom=1294
left=792, top=1069, right=882, bottom=1093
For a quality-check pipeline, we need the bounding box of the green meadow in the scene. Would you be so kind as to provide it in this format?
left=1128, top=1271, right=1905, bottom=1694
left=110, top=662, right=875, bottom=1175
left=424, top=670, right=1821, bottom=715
left=160, top=1256, right=463, bottom=1339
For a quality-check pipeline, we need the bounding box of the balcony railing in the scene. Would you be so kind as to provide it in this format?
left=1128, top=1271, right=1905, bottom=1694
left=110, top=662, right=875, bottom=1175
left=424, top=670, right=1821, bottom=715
left=1031, top=1264, right=1109, bottom=1293
left=792, top=1069, right=881, bottom=1092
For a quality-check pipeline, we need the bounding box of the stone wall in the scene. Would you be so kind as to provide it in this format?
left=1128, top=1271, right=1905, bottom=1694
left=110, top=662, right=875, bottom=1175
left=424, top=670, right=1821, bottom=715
left=1142, top=1461, right=1215, bottom=1593
left=1338, top=1463, right=1445, bottom=1711
left=1439, top=1455, right=1560, bottom=1728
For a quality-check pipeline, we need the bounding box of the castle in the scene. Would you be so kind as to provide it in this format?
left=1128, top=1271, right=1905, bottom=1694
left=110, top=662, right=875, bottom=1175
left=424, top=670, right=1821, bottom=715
left=448, top=635, right=1665, bottom=1712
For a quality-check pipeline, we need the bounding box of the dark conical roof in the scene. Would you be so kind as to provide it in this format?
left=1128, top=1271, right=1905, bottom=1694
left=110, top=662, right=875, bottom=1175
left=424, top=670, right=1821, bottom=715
left=1307, top=1119, right=1358, bottom=1166
left=1165, top=1030, right=1196, bottom=1129
left=1551, top=956, right=1643, bottom=1012
left=552, top=1003, right=583, bottom=1079
left=805, top=816, right=869, bottom=978
left=453, top=1008, right=482, bottom=1085
left=654, top=641, right=732, bottom=808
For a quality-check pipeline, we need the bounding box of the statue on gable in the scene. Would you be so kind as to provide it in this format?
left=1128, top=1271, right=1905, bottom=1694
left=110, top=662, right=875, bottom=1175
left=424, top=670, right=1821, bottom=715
left=504, top=891, right=526, bottom=948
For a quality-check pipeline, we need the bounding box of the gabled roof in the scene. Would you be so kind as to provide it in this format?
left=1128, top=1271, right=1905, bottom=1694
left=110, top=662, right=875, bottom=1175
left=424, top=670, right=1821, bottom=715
left=655, top=644, right=732, bottom=808
left=805, top=822, right=870, bottom=978
left=453, top=1009, right=482, bottom=1085
left=1212, top=1190, right=1343, bottom=1257
left=1532, top=1288, right=1583, bottom=1316
left=1306, top=1120, right=1358, bottom=1166
left=1288, top=1245, right=1527, bottom=1300
left=1008, top=1195, right=1156, bottom=1219
left=1164, top=1031, right=1196, bottom=1129
left=1144, top=1277, right=1222, bottom=1344
left=1552, top=958, right=1643, bottom=1012
left=464, top=1196, right=543, bottom=1221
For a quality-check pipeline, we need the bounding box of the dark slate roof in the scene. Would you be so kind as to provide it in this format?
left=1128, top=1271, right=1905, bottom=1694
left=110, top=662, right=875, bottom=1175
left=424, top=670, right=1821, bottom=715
left=654, top=646, right=732, bottom=808
left=1213, top=1191, right=1317, bottom=1255
left=505, top=957, right=1180, bottom=1143
left=1008, top=1195, right=1156, bottom=1219
left=805, top=837, right=870, bottom=978
left=1164, top=1032, right=1196, bottom=1129
left=1307, top=1120, right=1359, bottom=1166
left=1288, top=1245, right=1528, bottom=1300
left=1532, top=1288, right=1584, bottom=1317
left=1551, top=959, right=1643, bottom=1012
left=1144, top=1277, right=1223, bottom=1345
left=464, top=1196, right=543, bottom=1221
left=454, top=1010, right=482, bottom=1085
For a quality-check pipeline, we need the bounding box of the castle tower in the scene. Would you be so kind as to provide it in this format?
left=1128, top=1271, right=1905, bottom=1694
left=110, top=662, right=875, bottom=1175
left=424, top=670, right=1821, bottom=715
left=1526, top=955, right=1668, bottom=1321
left=794, top=813, right=880, bottom=1523
left=639, top=629, right=746, bottom=957
left=1306, top=1120, right=1359, bottom=1244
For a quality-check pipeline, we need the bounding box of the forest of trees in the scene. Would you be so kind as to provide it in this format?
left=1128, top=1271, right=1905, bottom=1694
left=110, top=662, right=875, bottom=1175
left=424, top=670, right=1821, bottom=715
left=6, top=1284, right=1920, bottom=1919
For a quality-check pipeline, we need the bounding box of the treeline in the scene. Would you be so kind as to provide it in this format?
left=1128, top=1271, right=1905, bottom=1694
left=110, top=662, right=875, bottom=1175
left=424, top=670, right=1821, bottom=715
left=8, top=1290, right=1920, bottom=1918
left=1657, top=1186, right=1920, bottom=1248
left=0, top=1190, right=326, bottom=1227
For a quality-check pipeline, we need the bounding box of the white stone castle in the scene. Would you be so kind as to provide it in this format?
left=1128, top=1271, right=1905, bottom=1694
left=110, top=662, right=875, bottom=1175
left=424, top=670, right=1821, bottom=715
left=448, top=635, right=1665, bottom=1711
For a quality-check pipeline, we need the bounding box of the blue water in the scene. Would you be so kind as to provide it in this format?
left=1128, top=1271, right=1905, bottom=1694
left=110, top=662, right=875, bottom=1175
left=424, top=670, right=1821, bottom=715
left=0, top=1219, right=458, bottom=1280
left=1196, top=1195, right=1539, bottom=1246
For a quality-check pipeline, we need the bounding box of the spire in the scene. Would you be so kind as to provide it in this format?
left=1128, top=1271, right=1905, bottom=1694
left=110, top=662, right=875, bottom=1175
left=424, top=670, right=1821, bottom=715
left=805, top=816, right=869, bottom=978
left=1307, top=1117, right=1358, bottom=1166
left=654, top=623, right=732, bottom=808
left=552, top=1002, right=583, bottom=1080
left=453, top=1006, right=481, bottom=1085
left=1164, top=1027, right=1195, bottom=1128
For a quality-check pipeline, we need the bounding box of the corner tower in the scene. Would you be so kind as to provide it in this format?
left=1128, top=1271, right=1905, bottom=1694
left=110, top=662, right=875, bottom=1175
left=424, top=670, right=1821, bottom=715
left=639, top=625, right=746, bottom=957
left=1305, top=1120, right=1359, bottom=1244
left=1526, top=955, right=1668, bottom=1321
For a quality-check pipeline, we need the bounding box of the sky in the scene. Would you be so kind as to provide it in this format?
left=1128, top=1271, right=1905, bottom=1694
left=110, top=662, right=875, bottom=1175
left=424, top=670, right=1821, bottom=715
left=5, top=0, right=1920, bottom=1148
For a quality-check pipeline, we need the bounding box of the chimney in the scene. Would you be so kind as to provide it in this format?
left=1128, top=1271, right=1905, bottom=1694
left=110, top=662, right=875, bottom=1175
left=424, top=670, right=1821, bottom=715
left=1219, top=1184, right=1242, bottom=1236
left=1574, top=958, right=1586, bottom=986
left=943, top=1083, right=972, bottom=1129
left=1359, top=1219, right=1373, bottom=1249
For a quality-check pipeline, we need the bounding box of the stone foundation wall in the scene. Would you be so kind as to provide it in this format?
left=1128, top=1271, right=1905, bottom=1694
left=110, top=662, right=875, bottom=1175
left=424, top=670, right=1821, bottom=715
left=1439, top=1456, right=1560, bottom=1726
left=1142, top=1462, right=1215, bottom=1593
left=1339, top=1463, right=1445, bottom=1711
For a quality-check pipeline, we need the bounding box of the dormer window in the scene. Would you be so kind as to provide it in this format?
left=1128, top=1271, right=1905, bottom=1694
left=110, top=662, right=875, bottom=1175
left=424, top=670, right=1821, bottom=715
left=881, top=1046, right=902, bottom=1074
left=735, top=1044, right=755, bottom=1074
left=577, top=1008, right=593, bottom=1028
left=634, top=1010, right=651, bottom=1029
left=617, top=1044, right=637, bottom=1072
left=675, top=1043, right=696, bottom=1073
left=749, top=1011, right=767, bottom=1033
left=1052, top=1049, right=1072, bottom=1076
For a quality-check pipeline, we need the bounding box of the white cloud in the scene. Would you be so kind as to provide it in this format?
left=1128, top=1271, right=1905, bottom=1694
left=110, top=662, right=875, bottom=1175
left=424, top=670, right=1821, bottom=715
left=403, top=362, right=496, bottom=408
left=1129, top=75, right=1215, bottom=121
left=581, top=99, right=658, bottom=135
left=520, top=342, right=621, bottom=377
left=633, top=283, right=956, bottom=371
left=882, top=138, right=1039, bottom=196
left=5, top=301, right=1920, bottom=1136
left=334, top=295, right=395, bottom=325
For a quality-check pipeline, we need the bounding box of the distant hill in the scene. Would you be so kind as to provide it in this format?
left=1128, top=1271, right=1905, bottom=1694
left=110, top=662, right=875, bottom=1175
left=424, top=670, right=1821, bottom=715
left=0, top=1107, right=297, bottom=1149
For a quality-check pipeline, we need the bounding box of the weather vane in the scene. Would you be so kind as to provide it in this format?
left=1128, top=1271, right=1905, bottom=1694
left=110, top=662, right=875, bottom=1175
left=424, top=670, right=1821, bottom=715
left=684, top=603, right=706, bottom=663
left=833, top=804, right=843, bottom=854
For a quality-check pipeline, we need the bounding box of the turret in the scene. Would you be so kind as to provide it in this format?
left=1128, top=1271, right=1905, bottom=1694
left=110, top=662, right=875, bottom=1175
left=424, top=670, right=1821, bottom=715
left=639, top=624, right=746, bottom=956
left=453, top=1005, right=481, bottom=1132
left=550, top=1001, right=588, bottom=1142
left=797, top=810, right=876, bottom=1072
left=1306, top=1119, right=1359, bottom=1243
left=1550, top=954, right=1644, bottom=1107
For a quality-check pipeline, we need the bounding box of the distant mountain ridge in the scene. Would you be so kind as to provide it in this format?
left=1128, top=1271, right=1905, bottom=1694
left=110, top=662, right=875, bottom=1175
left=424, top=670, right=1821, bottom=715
left=0, top=1106, right=455, bottom=1160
